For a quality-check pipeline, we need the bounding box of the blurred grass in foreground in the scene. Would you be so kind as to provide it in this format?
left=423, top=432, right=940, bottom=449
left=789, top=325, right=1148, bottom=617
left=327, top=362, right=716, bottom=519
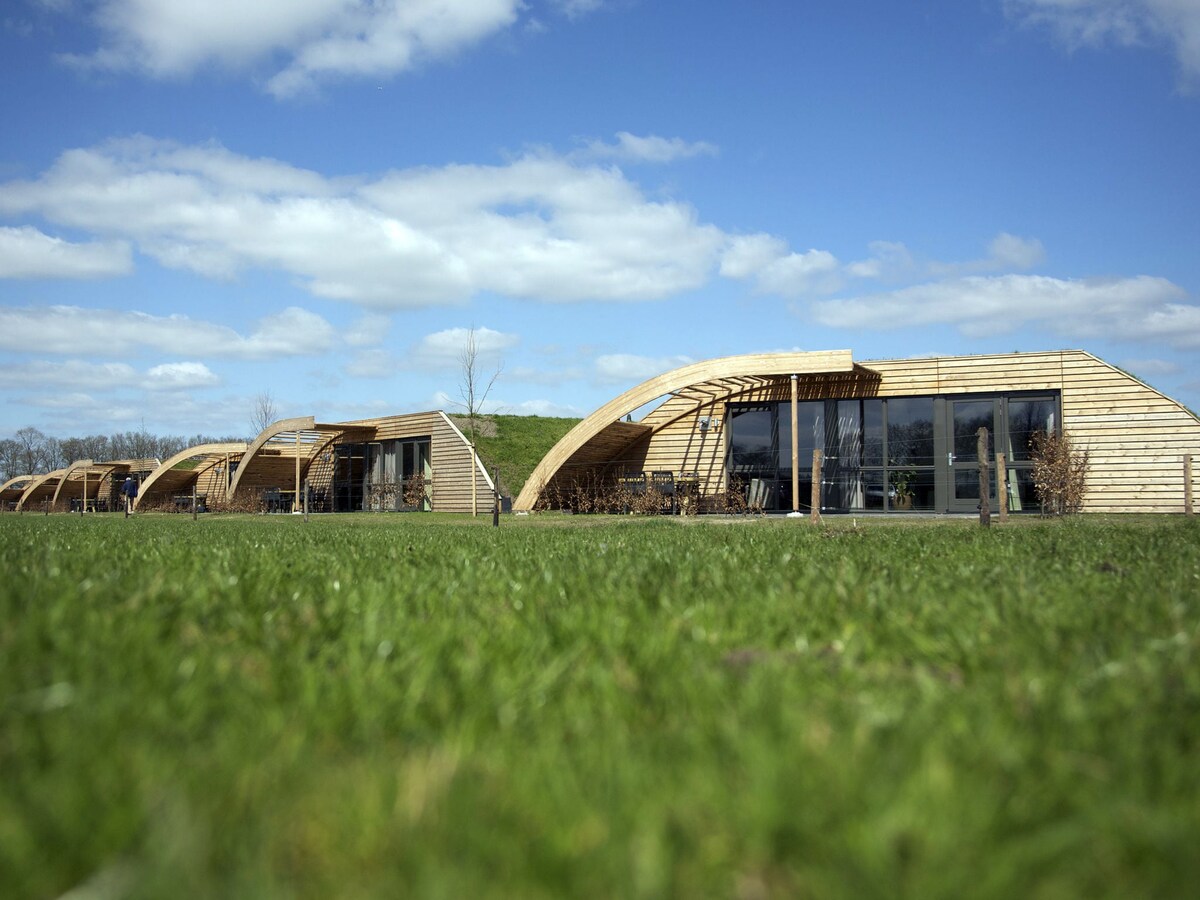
left=1, top=513, right=1198, bottom=899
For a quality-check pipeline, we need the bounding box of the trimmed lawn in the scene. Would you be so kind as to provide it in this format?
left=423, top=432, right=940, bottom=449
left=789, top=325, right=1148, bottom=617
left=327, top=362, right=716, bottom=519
left=2, top=513, right=1198, bottom=898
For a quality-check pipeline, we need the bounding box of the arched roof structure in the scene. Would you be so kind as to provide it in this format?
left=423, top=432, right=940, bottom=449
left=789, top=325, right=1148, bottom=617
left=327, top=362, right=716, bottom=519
left=1, top=475, right=35, bottom=509
left=16, top=457, right=159, bottom=510
left=17, top=466, right=70, bottom=511
left=515, top=350, right=863, bottom=510
left=134, top=442, right=249, bottom=511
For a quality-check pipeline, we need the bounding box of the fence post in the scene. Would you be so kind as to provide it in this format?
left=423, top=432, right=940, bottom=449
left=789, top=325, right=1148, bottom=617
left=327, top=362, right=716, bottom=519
left=1186, top=455, right=1194, bottom=517
left=471, top=443, right=478, bottom=517
left=811, top=450, right=822, bottom=524
left=304, top=479, right=310, bottom=523
left=192, top=482, right=198, bottom=522
left=996, top=452, right=1008, bottom=524
left=493, top=467, right=500, bottom=528
left=977, top=427, right=991, bottom=527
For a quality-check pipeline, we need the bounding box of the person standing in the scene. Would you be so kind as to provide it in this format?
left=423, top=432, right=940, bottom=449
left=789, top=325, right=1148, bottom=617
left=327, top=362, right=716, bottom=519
left=121, top=476, right=138, bottom=516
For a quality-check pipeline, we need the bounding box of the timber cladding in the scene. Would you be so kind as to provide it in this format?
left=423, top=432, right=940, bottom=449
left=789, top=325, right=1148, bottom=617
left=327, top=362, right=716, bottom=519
left=515, top=349, right=1200, bottom=514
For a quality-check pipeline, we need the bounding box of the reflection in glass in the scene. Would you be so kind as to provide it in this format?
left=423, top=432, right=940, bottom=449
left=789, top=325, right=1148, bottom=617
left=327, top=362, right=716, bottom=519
left=888, top=398, right=935, bottom=466
left=954, top=468, right=997, bottom=502
left=1006, top=398, right=1056, bottom=462
left=863, top=399, right=883, bottom=467
left=953, top=400, right=993, bottom=461
left=729, top=406, right=774, bottom=472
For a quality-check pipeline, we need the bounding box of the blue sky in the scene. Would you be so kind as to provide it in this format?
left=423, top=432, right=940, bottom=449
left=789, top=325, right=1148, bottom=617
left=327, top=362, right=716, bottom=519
left=2, top=0, right=1199, bottom=440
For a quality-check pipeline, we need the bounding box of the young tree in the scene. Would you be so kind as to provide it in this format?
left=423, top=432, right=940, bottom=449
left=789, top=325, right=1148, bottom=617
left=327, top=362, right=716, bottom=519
left=250, top=392, right=279, bottom=437
left=1030, top=429, right=1090, bottom=515
left=457, top=326, right=502, bottom=444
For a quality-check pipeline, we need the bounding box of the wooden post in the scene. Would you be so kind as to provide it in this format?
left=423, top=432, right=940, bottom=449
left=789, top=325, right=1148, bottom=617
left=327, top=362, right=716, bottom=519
left=791, top=374, right=800, bottom=514
left=811, top=449, right=822, bottom=524
left=81, top=470, right=86, bottom=517
left=295, top=430, right=301, bottom=515
left=977, top=427, right=990, bottom=527
left=493, top=467, right=500, bottom=528
left=471, top=444, right=478, bottom=517
left=1186, top=455, right=1193, bottom=517
left=304, top=478, right=310, bottom=523
left=996, top=452, right=1008, bottom=524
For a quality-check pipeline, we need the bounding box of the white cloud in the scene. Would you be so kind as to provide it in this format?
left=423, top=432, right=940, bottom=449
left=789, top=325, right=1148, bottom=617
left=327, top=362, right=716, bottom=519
left=844, top=241, right=917, bottom=280
left=583, top=132, right=719, bottom=163
left=413, top=326, right=518, bottom=368
left=594, top=353, right=694, bottom=385
left=1, top=136, right=736, bottom=306
left=145, top=361, right=220, bottom=390
left=720, top=234, right=842, bottom=297
left=56, top=0, right=524, bottom=97
left=812, top=273, right=1200, bottom=348
left=0, top=226, right=132, bottom=279
left=1121, top=357, right=1183, bottom=376
left=0, top=359, right=218, bottom=392
left=343, top=348, right=401, bottom=378
left=987, top=232, right=1046, bottom=270
left=0, top=305, right=335, bottom=358
left=1005, top=0, right=1200, bottom=85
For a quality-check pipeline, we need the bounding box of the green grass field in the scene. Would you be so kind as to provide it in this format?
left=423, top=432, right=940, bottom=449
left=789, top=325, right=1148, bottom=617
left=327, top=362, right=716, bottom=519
left=2, top=513, right=1198, bottom=898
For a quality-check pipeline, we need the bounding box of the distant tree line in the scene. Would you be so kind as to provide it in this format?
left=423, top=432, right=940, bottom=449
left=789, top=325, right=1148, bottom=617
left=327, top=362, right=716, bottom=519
left=0, top=426, right=245, bottom=483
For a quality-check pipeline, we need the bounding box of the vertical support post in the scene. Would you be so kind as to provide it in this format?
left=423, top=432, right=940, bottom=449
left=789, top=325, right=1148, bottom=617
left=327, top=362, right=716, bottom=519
left=223, top=453, right=230, bottom=504
left=295, top=430, right=301, bottom=515
left=996, top=452, right=1008, bottom=524
left=304, top=478, right=310, bottom=523
left=977, top=427, right=991, bottom=527
left=791, top=374, right=800, bottom=514
left=471, top=443, right=478, bottom=517
left=811, top=450, right=822, bottom=524
left=192, top=481, right=198, bottom=521
left=1185, top=455, right=1193, bottom=517
left=493, top=467, right=500, bottom=528
left=81, top=470, right=86, bottom=517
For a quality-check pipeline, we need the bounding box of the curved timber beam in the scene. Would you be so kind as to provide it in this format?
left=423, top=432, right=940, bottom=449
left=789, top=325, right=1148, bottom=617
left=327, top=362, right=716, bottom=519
left=50, top=459, right=97, bottom=509
left=514, top=350, right=855, bottom=510
left=17, top=467, right=68, bottom=511
left=227, top=416, right=316, bottom=501
left=0, top=474, right=34, bottom=494
left=134, top=442, right=249, bottom=511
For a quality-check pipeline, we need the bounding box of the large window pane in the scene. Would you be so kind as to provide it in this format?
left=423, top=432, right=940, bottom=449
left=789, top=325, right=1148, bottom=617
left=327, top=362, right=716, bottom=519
left=1006, top=398, right=1057, bottom=462
left=953, top=400, right=994, bottom=462
left=729, top=406, right=774, bottom=473
left=863, top=399, right=884, bottom=466
left=887, top=398, right=935, bottom=467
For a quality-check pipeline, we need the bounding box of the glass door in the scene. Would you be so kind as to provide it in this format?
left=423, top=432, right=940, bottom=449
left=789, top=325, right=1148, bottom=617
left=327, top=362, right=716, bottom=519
left=948, top=399, right=997, bottom=512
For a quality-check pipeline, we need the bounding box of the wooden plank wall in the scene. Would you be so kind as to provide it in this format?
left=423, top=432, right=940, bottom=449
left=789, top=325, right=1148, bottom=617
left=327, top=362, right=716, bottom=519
left=628, top=350, right=1200, bottom=514
left=314, top=411, right=492, bottom=514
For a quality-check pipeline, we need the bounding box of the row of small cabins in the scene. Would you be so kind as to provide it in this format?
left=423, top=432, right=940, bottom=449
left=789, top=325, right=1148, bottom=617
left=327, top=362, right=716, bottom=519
left=3, top=350, right=1199, bottom=516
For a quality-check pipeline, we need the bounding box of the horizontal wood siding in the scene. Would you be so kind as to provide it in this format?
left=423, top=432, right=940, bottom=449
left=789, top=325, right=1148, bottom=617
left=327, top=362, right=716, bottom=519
left=630, top=350, right=1200, bottom=513
left=323, top=411, right=491, bottom=514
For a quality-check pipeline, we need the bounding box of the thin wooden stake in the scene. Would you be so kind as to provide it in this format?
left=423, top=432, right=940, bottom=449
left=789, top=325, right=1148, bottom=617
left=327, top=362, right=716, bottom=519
left=977, top=427, right=991, bottom=527
left=1186, top=455, right=1194, bottom=517
left=192, top=481, right=198, bottom=521
left=811, top=450, right=822, bottom=524
left=996, top=452, right=1008, bottom=524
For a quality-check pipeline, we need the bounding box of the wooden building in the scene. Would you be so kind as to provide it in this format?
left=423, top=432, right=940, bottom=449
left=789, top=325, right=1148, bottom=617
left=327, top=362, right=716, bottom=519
left=134, top=410, right=495, bottom=514
left=514, top=350, right=1200, bottom=515
left=12, top=458, right=160, bottom=512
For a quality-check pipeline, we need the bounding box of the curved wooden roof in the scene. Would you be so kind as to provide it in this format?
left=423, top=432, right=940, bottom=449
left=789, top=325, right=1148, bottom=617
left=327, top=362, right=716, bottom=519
left=17, top=466, right=69, bottom=510
left=134, top=442, right=249, bottom=510
left=514, top=350, right=857, bottom=510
